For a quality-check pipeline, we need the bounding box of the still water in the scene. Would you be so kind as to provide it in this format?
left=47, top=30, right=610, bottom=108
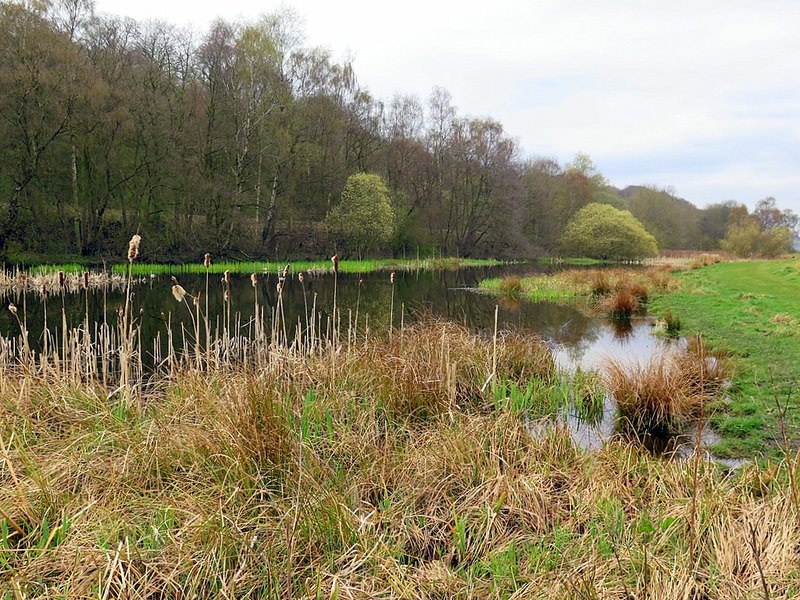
left=2, top=263, right=730, bottom=460
left=1, top=264, right=610, bottom=357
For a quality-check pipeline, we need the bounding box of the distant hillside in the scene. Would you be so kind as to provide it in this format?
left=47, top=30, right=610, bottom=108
left=610, top=186, right=704, bottom=249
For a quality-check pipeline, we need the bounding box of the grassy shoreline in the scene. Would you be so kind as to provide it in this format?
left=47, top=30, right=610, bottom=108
left=649, top=259, right=800, bottom=456
left=480, top=259, right=800, bottom=457
left=3, top=257, right=505, bottom=277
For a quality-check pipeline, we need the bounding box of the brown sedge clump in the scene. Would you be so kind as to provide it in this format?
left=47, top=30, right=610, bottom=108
left=604, top=342, right=728, bottom=435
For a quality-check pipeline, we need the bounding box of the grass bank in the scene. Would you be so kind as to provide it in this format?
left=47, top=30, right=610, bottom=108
left=1, top=320, right=798, bottom=597
left=111, top=257, right=506, bottom=277
left=650, top=258, right=800, bottom=456
left=479, top=267, right=675, bottom=306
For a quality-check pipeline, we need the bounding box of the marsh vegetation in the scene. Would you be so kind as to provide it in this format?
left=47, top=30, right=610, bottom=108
left=1, top=249, right=799, bottom=596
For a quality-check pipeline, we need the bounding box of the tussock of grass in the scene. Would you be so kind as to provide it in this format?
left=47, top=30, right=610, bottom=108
left=770, top=313, right=800, bottom=336
left=597, top=288, right=639, bottom=319
left=604, top=341, right=729, bottom=434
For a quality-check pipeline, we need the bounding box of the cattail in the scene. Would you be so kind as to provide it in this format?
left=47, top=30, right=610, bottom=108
left=172, top=284, right=187, bottom=302
left=251, top=273, right=258, bottom=287
left=390, top=271, right=396, bottom=284
left=224, top=270, right=231, bottom=286
left=282, top=264, right=290, bottom=279
left=127, top=234, right=141, bottom=262
left=21, top=272, right=26, bottom=286
left=331, top=255, right=339, bottom=274
left=58, top=271, right=65, bottom=288
left=298, top=272, right=305, bottom=284
left=8, top=304, right=17, bottom=317
left=83, top=272, right=89, bottom=289
left=204, top=253, right=211, bottom=269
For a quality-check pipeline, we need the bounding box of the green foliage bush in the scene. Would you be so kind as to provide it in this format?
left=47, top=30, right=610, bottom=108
left=326, top=173, right=395, bottom=258
left=721, top=222, right=794, bottom=258
left=559, top=203, right=658, bottom=260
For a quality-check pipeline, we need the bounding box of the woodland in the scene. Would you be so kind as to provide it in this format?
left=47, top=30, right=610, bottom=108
left=1, top=1, right=796, bottom=262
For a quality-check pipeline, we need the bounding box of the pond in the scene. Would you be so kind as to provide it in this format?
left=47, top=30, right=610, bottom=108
left=0, top=263, right=606, bottom=358
left=0, top=263, right=736, bottom=463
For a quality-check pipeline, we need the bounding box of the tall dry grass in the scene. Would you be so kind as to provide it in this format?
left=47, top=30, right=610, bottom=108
left=0, top=331, right=797, bottom=597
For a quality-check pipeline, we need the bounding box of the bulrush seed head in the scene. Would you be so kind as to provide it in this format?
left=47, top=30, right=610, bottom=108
left=298, top=272, right=305, bottom=284
left=204, top=253, right=211, bottom=269
left=83, top=272, right=89, bottom=289
left=59, top=271, right=65, bottom=288
left=172, top=284, right=187, bottom=303
left=282, top=264, right=290, bottom=278
left=8, top=303, right=17, bottom=317
left=331, top=255, right=339, bottom=273
left=391, top=272, right=396, bottom=284
left=251, top=273, right=258, bottom=287
left=127, top=234, right=141, bottom=262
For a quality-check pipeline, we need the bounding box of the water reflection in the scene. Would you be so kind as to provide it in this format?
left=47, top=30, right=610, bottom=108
left=0, top=264, right=600, bottom=361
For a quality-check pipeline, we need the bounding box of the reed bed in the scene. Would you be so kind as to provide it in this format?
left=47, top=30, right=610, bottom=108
left=0, top=269, right=132, bottom=296
left=0, top=335, right=797, bottom=597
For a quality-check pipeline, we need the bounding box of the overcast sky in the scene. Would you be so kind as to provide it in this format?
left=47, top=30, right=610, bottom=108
left=92, top=0, right=800, bottom=213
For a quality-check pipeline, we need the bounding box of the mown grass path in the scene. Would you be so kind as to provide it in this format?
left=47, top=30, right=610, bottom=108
left=651, top=259, right=800, bottom=455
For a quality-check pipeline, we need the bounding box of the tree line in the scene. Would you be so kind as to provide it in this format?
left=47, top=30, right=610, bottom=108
left=1, top=1, right=796, bottom=262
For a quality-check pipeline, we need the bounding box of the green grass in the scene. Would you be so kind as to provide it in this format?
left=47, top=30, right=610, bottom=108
left=537, top=256, right=608, bottom=265
left=479, top=273, right=589, bottom=303
left=650, top=258, right=800, bottom=456
left=111, top=257, right=506, bottom=276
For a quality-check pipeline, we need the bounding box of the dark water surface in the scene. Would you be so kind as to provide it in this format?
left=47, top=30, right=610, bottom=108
left=0, top=264, right=605, bottom=357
